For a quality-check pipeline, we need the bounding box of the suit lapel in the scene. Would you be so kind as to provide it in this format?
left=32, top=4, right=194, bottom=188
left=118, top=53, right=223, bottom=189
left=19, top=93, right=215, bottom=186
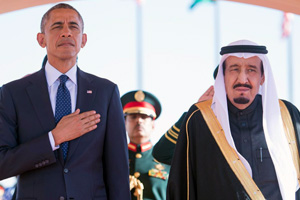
left=67, top=68, right=97, bottom=161
left=26, top=69, right=65, bottom=165
left=26, top=69, right=56, bottom=133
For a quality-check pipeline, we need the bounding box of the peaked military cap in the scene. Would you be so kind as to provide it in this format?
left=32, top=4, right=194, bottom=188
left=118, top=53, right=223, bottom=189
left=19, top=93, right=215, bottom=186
left=121, top=90, right=161, bottom=120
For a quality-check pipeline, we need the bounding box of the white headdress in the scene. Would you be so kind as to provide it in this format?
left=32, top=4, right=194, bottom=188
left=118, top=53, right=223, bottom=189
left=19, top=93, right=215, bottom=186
left=212, top=39, right=298, bottom=199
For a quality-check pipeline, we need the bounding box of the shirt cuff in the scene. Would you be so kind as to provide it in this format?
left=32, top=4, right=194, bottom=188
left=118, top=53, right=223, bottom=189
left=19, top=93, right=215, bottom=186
left=48, top=131, right=60, bottom=151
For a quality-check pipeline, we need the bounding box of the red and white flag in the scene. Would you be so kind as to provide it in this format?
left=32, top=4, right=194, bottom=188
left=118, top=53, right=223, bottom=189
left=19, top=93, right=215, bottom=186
left=282, top=12, right=294, bottom=38
left=136, top=0, right=144, bottom=5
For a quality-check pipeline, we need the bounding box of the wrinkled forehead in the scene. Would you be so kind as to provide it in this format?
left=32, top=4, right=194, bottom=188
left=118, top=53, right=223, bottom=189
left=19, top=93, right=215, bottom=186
left=48, top=9, right=82, bottom=24
left=223, top=55, right=262, bottom=67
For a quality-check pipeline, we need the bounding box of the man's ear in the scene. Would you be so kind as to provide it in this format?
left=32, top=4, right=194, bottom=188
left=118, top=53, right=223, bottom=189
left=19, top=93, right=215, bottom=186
left=37, top=33, right=46, bottom=48
left=81, top=33, right=87, bottom=48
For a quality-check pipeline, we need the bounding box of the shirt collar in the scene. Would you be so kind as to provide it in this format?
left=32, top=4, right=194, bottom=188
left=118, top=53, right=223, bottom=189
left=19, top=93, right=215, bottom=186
left=128, top=141, right=152, bottom=152
left=45, top=61, right=77, bottom=87
left=228, top=94, right=261, bottom=116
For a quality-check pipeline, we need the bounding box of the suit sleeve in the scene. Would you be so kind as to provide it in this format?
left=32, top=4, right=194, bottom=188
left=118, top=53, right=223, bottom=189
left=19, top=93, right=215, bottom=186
left=152, top=112, right=187, bottom=165
left=103, top=84, right=131, bottom=200
left=0, top=85, right=56, bottom=180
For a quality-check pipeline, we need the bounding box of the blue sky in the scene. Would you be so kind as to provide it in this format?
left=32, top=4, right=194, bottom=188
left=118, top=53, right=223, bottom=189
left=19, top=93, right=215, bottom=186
left=0, top=0, right=299, bottom=144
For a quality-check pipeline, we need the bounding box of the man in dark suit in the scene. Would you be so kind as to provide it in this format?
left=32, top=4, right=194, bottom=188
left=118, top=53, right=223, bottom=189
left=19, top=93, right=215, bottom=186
left=0, top=3, right=130, bottom=200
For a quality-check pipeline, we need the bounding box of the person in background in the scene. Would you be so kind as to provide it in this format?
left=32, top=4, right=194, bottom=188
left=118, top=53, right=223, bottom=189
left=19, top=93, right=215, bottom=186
left=167, top=40, right=300, bottom=199
left=0, top=3, right=130, bottom=199
left=121, top=90, right=170, bottom=200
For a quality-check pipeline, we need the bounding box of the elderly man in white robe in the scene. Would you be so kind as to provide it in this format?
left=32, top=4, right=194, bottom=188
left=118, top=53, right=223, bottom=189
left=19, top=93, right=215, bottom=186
left=167, top=40, right=300, bottom=200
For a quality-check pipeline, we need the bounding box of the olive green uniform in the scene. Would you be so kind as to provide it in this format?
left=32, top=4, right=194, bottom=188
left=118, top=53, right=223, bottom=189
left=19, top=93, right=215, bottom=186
left=129, top=142, right=170, bottom=200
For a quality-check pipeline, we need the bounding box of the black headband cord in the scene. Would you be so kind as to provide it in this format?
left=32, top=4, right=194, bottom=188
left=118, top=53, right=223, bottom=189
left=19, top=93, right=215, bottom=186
left=220, top=45, right=268, bottom=55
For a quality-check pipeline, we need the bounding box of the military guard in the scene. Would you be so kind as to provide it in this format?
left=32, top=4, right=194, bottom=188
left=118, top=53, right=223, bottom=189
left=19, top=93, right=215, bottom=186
left=121, top=90, right=171, bottom=200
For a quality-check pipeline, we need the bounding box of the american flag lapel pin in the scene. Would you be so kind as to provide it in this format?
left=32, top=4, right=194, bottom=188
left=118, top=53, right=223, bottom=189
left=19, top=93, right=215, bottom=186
left=87, top=90, right=92, bottom=94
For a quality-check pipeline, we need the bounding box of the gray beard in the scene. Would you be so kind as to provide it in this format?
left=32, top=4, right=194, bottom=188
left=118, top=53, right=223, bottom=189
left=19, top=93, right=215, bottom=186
left=233, top=97, right=250, bottom=104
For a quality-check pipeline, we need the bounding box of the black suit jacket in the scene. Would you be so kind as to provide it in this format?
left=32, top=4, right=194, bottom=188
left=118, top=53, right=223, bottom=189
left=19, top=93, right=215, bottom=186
left=0, top=67, right=130, bottom=200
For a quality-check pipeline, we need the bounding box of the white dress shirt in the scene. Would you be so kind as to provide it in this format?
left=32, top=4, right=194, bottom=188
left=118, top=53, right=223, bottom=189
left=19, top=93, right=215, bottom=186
left=45, top=61, right=78, bottom=150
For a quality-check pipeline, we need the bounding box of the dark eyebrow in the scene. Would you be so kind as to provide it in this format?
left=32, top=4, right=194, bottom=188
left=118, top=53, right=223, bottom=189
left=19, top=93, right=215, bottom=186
left=228, top=64, right=240, bottom=68
left=248, top=64, right=259, bottom=69
left=50, top=21, right=80, bottom=28
left=69, top=21, right=80, bottom=27
left=51, top=21, right=63, bottom=28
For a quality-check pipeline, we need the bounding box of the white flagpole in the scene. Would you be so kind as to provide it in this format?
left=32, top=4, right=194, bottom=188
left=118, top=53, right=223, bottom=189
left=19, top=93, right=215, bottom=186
left=136, top=1, right=143, bottom=89
left=283, top=13, right=294, bottom=102
left=287, top=31, right=293, bottom=101
left=214, top=0, right=220, bottom=66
